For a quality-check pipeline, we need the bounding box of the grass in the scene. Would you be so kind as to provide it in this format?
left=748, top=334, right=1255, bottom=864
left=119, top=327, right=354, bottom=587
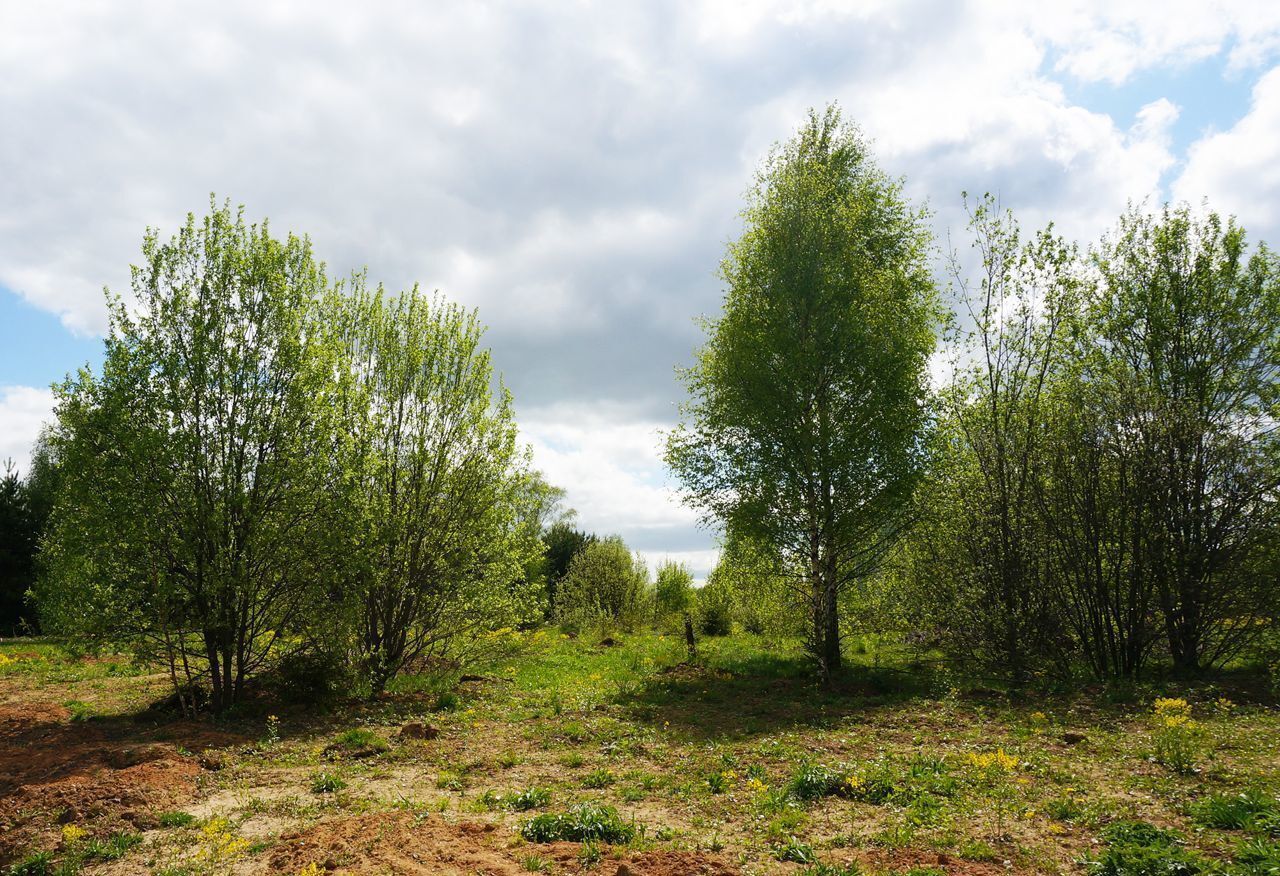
left=4, top=628, right=1280, bottom=875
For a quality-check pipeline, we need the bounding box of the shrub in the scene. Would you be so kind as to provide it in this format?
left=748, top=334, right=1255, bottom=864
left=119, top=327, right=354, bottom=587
left=556, top=538, right=649, bottom=630
left=654, top=561, right=694, bottom=620
left=695, top=576, right=734, bottom=636
left=520, top=803, right=636, bottom=844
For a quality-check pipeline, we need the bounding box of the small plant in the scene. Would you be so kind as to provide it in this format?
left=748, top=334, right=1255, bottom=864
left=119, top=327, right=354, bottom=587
left=483, top=787, right=551, bottom=811
left=577, top=840, right=603, bottom=868
left=310, top=771, right=347, bottom=794
left=1086, top=820, right=1205, bottom=876
left=1189, top=791, right=1280, bottom=833
left=497, top=750, right=522, bottom=769
left=706, top=770, right=732, bottom=794
left=803, top=864, right=863, bottom=876
left=6, top=851, right=54, bottom=875
left=330, top=727, right=389, bottom=755
left=158, top=811, right=197, bottom=828
left=520, top=803, right=636, bottom=844
left=583, top=768, right=615, bottom=789
left=63, top=700, right=94, bottom=722
left=264, top=713, right=281, bottom=744
left=1151, top=698, right=1201, bottom=775
left=520, top=855, right=551, bottom=872
left=560, top=752, right=586, bottom=768
left=774, top=836, right=816, bottom=864
left=82, top=831, right=142, bottom=862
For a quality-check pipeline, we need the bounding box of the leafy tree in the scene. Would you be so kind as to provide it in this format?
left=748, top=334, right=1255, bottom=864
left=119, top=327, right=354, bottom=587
left=708, top=529, right=798, bottom=636
left=665, top=105, right=938, bottom=680
left=694, top=572, right=734, bottom=636
left=654, top=560, right=694, bottom=619
left=913, top=196, right=1077, bottom=682
left=543, top=521, right=595, bottom=617
left=556, top=536, right=648, bottom=630
left=1085, top=205, right=1280, bottom=672
left=38, top=200, right=337, bottom=712
left=326, top=282, right=541, bottom=693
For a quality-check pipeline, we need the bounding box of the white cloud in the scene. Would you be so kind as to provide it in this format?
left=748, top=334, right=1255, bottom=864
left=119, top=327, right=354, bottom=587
left=0, top=386, right=56, bottom=474
left=1173, top=65, right=1280, bottom=241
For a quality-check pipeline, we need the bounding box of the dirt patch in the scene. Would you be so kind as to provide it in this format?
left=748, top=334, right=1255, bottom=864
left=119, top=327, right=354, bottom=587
left=860, top=847, right=1012, bottom=876
left=0, top=703, right=240, bottom=864
left=265, top=811, right=740, bottom=875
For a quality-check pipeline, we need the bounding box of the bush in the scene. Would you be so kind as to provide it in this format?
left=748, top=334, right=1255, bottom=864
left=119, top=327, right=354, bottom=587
left=520, top=803, right=636, bottom=844
left=556, top=538, right=649, bottom=630
left=268, top=648, right=351, bottom=702
left=695, top=576, right=734, bottom=636
left=654, top=561, right=693, bottom=620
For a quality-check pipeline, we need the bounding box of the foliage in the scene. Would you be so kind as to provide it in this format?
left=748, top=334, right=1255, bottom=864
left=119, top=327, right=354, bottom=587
left=555, top=536, right=649, bottom=630
left=519, top=803, right=636, bottom=843
left=653, top=560, right=693, bottom=620
left=37, top=199, right=338, bottom=713
left=695, top=574, right=734, bottom=636
left=323, top=281, right=540, bottom=693
left=665, top=104, right=938, bottom=680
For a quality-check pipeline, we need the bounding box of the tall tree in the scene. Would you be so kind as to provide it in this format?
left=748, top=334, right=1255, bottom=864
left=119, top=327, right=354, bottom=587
left=1087, top=205, right=1280, bottom=672
left=917, top=197, right=1077, bottom=682
left=665, top=106, right=938, bottom=680
left=38, top=200, right=336, bottom=712
left=326, top=283, right=540, bottom=693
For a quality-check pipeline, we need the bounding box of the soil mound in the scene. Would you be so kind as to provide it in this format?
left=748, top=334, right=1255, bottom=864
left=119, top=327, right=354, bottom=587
left=266, top=811, right=740, bottom=875
left=0, top=703, right=235, bottom=864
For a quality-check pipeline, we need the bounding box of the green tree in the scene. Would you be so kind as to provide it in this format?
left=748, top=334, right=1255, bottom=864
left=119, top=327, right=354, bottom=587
left=654, top=559, right=694, bottom=620
left=665, top=106, right=938, bottom=680
left=1086, top=205, right=1280, bottom=672
left=38, top=200, right=337, bottom=712
left=914, top=196, right=1077, bottom=682
left=326, top=282, right=541, bottom=693
left=543, top=521, right=595, bottom=618
left=556, top=536, right=648, bottom=630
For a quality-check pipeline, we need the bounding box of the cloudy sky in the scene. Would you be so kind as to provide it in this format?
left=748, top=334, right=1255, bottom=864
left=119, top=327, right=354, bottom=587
left=3, top=1, right=1280, bottom=577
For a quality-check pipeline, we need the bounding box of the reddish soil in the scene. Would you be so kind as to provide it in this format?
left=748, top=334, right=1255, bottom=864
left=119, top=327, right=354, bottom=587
left=265, top=812, right=741, bottom=875
left=861, top=847, right=1013, bottom=875
left=0, top=702, right=239, bottom=864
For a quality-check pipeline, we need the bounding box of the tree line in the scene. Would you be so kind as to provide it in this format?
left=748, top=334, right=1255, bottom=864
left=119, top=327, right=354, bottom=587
left=670, top=106, right=1280, bottom=685
left=5, top=104, right=1278, bottom=707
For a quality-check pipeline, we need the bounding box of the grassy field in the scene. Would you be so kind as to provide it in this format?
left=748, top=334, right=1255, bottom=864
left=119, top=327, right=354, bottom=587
left=1, top=631, right=1278, bottom=875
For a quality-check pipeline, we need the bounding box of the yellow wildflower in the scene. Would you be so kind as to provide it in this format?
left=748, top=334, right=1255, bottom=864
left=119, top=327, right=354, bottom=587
left=61, top=824, right=87, bottom=844
left=1153, top=697, right=1191, bottom=718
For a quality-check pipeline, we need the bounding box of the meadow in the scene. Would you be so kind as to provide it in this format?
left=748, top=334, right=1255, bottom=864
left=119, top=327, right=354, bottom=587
left=2, top=630, right=1278, bottom=876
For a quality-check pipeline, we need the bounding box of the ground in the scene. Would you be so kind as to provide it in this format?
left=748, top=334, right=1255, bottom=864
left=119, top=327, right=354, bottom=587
left=1, top=632, right=1278, bottom=875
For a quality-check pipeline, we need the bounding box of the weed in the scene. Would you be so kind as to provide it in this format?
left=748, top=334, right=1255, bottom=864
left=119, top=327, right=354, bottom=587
left=774, top=836, right=816, bottom=864
left=310, top=772, right=346, bottom=794
left=158, top=811, right=197, bottom=828
left=583, top=768, right=615, bottom=788
left=520, top=803, right=636, bottom=843
left=1189, top=791, right=1280, bottom=833
left=577, top=840, right=603, bottom=868
left=520, top=854, right=551, bottom=872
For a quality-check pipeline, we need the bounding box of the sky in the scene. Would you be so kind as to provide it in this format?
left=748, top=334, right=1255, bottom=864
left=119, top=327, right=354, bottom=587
left=4, top=0, right=1280, bottom=578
